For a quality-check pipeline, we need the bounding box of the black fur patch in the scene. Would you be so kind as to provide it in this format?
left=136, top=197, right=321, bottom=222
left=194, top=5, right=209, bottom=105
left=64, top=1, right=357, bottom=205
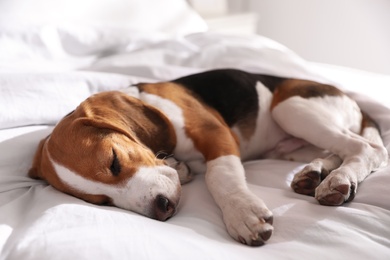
left=172, top=69, right=285, bottom=126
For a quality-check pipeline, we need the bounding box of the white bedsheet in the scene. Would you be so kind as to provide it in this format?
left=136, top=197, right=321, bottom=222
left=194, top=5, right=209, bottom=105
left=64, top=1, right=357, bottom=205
left=1, top=22, right=390, bottom=259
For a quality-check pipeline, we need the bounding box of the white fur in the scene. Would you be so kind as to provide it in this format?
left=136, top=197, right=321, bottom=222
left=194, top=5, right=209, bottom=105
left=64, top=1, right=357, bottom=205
left=205, top=155, right=247, bottom=196
left=273, top=95, right=388, bottom=203
left=233, top=81, right=288, bottom=161
left=272, top=95, right=362, bottom=152
left=48, top=152, right=180, bottom=217
left=123, top=84, right=387, bottom=240
left=205, top=155, right=273, bottom=245
left=138, top=92, right=203, bottom=162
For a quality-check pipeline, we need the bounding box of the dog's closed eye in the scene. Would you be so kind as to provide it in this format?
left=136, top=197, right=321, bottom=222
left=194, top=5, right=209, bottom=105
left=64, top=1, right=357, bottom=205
left=110, top=149, right=121, bottom=176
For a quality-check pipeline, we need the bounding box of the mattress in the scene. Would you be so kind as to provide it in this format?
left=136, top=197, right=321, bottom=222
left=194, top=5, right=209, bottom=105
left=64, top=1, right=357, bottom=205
left=1, top=1, right=390, bottom=259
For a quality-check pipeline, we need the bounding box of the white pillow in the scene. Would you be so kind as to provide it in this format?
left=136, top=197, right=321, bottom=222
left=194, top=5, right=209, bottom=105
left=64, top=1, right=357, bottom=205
left=0, top=0, right=207, bottom=35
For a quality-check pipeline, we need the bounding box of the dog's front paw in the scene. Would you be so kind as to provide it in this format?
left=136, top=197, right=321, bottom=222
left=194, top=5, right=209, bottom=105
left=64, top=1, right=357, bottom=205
left=221, top=192, right=273, bottom=246
left=315, top=170, right=357, bottom=206
left=164, top=157, right=194, bottom=184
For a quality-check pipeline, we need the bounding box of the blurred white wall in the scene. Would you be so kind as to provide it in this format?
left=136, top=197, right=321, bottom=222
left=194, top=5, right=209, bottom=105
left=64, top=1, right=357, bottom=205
left=228, top=0, right=390, bottom=75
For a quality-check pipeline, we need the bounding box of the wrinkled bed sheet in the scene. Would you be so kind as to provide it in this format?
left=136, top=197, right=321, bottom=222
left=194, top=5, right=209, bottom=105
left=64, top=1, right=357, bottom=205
left=1, top=24, right=390, bottom=259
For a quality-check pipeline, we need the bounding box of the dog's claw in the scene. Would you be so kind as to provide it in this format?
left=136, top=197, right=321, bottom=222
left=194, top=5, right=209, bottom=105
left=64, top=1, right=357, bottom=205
left=248, top=227, right=272, bottom=246
left=260, top=229, right=273, bottom=241
left=238, top=236, right=247, bottom=245
left=250, top=238, right=265, bottom=247
left=264, top=215, right=273, bottom=225
left=222, top=192, right=273, bottom=247
left=346, top=183, right=356, bottom=202
left=239, top=228, right=272, bottom=247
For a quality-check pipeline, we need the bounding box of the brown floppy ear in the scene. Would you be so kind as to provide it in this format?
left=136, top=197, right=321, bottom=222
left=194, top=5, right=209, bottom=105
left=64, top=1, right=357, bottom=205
left=28, top=135, right=50, bottom=179
left=76, top=92, right=177, bottom=153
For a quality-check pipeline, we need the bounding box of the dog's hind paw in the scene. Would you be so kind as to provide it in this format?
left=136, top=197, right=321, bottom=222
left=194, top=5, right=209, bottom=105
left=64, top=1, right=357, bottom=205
left=315, top=170, right=357, bottom=206
left=291, top=164, right=323, bottom=196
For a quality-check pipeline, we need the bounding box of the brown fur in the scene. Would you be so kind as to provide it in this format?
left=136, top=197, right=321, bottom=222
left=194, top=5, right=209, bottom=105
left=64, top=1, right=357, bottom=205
left=271, top=79, right=344, bottom=109
left=138, top=82, right=240, bottom=161
left=29, top=91, right=177, bottom=205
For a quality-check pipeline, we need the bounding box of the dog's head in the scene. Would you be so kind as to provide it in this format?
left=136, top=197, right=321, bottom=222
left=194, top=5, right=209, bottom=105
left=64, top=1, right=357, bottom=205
left=29, top=91, right=180, bottom=221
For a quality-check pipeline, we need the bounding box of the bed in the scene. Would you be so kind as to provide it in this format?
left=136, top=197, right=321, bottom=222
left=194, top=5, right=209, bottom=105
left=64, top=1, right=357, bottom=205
left=1, top=1, right=390, bottom=259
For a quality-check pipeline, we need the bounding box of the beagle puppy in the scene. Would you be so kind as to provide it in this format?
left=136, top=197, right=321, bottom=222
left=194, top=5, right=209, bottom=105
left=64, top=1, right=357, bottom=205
left=29, top=69, right=388, bottom=246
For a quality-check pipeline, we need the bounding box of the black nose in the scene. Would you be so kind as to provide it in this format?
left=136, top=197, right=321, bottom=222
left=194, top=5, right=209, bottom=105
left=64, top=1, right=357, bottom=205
left=154, top=195, right=176, bottom=221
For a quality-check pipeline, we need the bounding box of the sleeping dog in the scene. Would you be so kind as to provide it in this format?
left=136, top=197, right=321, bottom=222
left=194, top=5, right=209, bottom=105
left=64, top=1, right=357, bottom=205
left=29, top=69, right=388, bottom=246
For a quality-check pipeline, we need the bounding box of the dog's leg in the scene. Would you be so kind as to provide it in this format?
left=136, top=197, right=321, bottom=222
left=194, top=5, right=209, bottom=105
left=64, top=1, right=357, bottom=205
left=291, top=154, right=342, bottom=196
left=205, top=155, right=273, bottom=246
left=139, top=83, right=273, bottom=245
left=185, top=118, right=273, bottom=246
left=272, top=93, right=388, bottom=206
left=315, top=116, right=388, bottom=205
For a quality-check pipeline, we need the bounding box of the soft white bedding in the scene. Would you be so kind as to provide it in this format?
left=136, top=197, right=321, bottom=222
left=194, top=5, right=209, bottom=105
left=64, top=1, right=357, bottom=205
left=1, top=3, right=390, bottom=259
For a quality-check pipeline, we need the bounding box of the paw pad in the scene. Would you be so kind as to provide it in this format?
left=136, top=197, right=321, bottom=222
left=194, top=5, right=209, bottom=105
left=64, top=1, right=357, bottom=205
left=316, top=181, right=357, bottom=206
left=291, top=170, right=321, bottom=196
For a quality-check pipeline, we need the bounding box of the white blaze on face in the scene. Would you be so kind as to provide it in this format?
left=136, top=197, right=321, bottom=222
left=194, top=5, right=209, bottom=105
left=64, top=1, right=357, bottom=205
left=48, top=154, right=181, bottom=218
